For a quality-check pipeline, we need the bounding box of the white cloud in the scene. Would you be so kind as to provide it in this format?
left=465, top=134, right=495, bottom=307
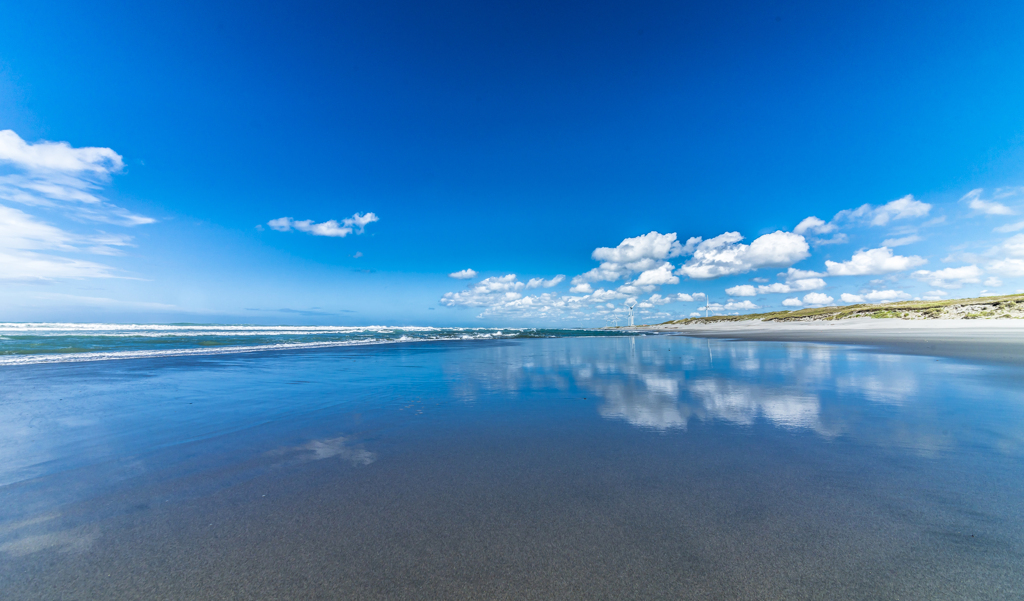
left=0, top=130, right=152, bottom=227
left=840, top=293, right=865, bottom=303
left=526, top=274, right=565, bottom=288
left=782, top=267, right=826, bottom=280
left=630, top=262, right=679, bottom=287
left=440, top=274, right=524, bottom=307
left=0, top=204, right=135, bottom=281
left=588, top=288, right=629, bottom=303
left=863, top=289, right=911, bottom=302
left=911, top=265, right=982, bottom=288
left=782, top=298, right=803, bottom=307
left=0, top=129, right=123, bottom=173
left=802, top=292, right=833, bottom=306
left=754, top=278, right=826, bottom=294
left=987, top=234, right=1024, bottom=276
left=881, top=234, right=921, bottom=247
left=449, top=268, right=477, bottom=279
left=793, top=216, right=836, bottom=236
left=984, top=277, right=1002, bottom=287
left=825, top=247, right=927, bottom=276
left=994, top=220, right=1024, bottom=233
left=724, top=300, right=759, bottom=310
left=989, top=259, right=1024, bottom=277
left=570, top=282, right=593, bottom=294
left=922, top=290, right=947, bottom=300
left=572, top=231, right=685, bottom=285
left=838, top=195, right=932, bottom=226
left=725, top=284, right=756, bottom=297
left=268, top=212, right=378, bottom=238
left=676, top=231, right=810, bottom=279
left=962, top=188, right=1015, bottom=215
left=647, top=293, right=695, bottom=305
left=999, top=233, right=1024, bottom=257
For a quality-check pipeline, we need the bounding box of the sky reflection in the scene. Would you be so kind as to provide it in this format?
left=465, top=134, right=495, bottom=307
left=444, top=336, right=1024, bottom=454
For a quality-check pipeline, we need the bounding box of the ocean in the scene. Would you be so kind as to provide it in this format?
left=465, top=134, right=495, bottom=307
left=1, top=329, right=1022, bottom=598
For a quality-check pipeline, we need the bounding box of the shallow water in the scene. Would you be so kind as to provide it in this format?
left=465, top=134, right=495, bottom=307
left=1, top=335, right=1023, bottom=599
left=0, top=323, right=608, bottom=365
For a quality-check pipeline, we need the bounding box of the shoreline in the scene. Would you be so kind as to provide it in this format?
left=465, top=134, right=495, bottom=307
left=630, top=318, right=1024, bottom=365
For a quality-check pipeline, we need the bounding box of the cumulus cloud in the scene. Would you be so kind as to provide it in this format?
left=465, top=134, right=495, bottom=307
left=526, top=274, right=565, bottom=288
left=268, top=212, right=378, bottom=237
left=630, top=263, right=679, bottom=287
left=440, top=274, right=525, bottom=307
left=754, top=278, right=826, bottom=295
left=782, top=298, right=803, bottom=307
left=863, top=289, right=911, bottom=302
left=449, top=268, right=477, bottom=279
left=840, top=293, right=865, bottom=303
left=802, top=292, right=834, bottom=306
left=676, top=231, right=810, bottom=279
left=572, top=231, right=686, bottom=285
left=793, top=216, right=836, bottom=236
left=724, top=300, right=759, bottom=310
left=725, top=284, right=756, bottom=297
left=962, top=188, right=1016, bottom=215
left=912, top=265, right=982, bottom=288
left=825, top=247, right=927, bottom=276
left=922, top=290, right=947, bottom=300
left=646, top=293, right=696, bottom=305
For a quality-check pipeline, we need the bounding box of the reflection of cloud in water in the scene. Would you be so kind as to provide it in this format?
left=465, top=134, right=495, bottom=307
left=837, top=372, right=918, bottom=406
left=688, top=380, right=820, bottom=429
left=598, top=382, right=693, bottom=430
left=270, top=436, right=376, bottom=466
left=441, top=337, right=1024, bottom=454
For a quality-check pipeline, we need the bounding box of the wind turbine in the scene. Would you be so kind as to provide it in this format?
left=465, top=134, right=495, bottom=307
left=627, top=301, right=636, bottom=327
left=705, top=295, right=709, bottom=318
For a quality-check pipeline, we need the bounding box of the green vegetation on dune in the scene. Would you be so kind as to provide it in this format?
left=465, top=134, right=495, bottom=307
left=649, top=294, right=1024, bottom=326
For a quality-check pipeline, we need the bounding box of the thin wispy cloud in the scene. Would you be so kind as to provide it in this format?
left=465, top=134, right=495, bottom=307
left=0, top=130, right=153, bottom=226
left=0, top=132, right=149, bottom=281
left=962, top=188, right=1017, bottom=216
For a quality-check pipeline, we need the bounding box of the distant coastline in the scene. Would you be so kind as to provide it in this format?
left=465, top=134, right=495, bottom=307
left=651, top=293, right=1024, bottom=325
left=622, top=294, right=1024, bottom=365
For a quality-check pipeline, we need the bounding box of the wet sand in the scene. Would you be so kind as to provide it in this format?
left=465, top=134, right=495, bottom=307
left=2, top=337, right=1023, bottom=599
left=638, top=318, right=1024, bottom=365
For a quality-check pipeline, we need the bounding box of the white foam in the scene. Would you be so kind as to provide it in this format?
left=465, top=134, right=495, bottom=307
left=0, top=338, right=408, bottom=366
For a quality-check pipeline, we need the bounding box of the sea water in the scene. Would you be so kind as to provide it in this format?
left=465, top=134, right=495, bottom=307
left=1, top=333, right=1022, bottom=599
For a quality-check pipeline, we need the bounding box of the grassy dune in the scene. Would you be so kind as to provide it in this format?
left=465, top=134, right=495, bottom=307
left=654, top=293, right=1024, bottom=325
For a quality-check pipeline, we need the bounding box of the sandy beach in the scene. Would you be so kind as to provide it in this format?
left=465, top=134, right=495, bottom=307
left=635, top=318, right=1024, bottom=365
left=3, top=336, right=1024, bottom=599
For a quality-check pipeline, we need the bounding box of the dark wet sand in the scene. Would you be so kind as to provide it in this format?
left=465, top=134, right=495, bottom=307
left=2, top=337, right=1023, bottom=599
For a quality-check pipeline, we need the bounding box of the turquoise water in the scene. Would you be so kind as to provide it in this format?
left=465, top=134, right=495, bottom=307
left=0, top=323, right=616, bottom=364
left=2, top=335, right=1023, bottom=598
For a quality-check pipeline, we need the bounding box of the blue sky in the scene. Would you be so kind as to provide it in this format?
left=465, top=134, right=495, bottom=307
left=1, top=0, right=1023, bottom=325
